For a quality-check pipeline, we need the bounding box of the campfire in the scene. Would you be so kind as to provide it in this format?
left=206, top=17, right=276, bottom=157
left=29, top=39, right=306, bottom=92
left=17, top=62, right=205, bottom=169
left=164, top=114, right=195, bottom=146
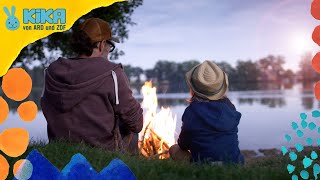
left=138, top=81, right=177, bottom=159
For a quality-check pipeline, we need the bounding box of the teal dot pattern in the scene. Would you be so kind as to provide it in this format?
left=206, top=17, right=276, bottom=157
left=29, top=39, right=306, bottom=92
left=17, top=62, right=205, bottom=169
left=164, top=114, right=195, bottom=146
left=312, top=151, right=318, bottom=160
left=301, top=120, right=308, bottom=129
left=292, top=174, right=298, bottom=180
left=300, top=113, right=307, bottom=120
left=303, top=156, right=313, bottom=168
left=309, top=122, right=317, bottom=130
left=292, top=122, right=299, bottom=130
left=281, top=146, right=288, bottom=156
left=312, top=110, right=320, bottom=118
left=300, top=170, right=309, bottom=179
left=285, top=134, right=292, bottom=142
left=296, top=143, right=304, bottom=152
left=306, top=138, right=313, bottom=145
left=282, top=111, right=320, bottom=179
left=289, top=152, right=298, bottom=162
left=288, top=164, right=296, bottom=174
left=314, top=164, right=320, bottom=179
left=297, top=130, right=304, bottom=138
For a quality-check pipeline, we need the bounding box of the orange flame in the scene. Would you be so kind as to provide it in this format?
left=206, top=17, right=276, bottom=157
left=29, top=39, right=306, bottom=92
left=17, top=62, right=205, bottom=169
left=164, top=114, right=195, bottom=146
left=139, top=81, right=177, bottom=150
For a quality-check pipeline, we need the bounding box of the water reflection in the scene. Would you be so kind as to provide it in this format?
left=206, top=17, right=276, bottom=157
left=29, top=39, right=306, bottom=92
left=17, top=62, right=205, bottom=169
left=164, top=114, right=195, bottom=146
left=301, top=81, right=314, bottom=94
left=301, top=97, right=314, bottom=110
left=132, top=82, right=287, bottom=93
left=0, top=82, right=317, bottom=111
left=0, top=82, right=319, bottom=150
left=238, top=98, right=286, bottom=108
left=157, top=99, right=189, bottom=108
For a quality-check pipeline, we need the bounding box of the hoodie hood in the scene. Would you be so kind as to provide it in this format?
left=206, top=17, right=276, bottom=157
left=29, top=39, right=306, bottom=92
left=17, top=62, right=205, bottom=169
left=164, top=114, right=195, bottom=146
left=189, top=98, right=241, bottom=132
left=44, top=57, right=121, bottom=112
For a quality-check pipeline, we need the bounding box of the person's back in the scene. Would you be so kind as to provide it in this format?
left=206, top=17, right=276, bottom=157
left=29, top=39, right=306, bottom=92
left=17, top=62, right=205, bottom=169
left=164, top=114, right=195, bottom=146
left=170, top=60, right=244, bottom=164
left=180, top=96, right=243, bottom=164
left=40, top=18, right=143, bottom=151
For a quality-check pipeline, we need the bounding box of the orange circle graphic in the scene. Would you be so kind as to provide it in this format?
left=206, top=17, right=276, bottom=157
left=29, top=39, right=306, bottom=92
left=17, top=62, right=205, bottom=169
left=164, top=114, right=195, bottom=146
left=17, top=101, right=38, bottom=122
left=2, top=68, right=32, bottom=101
left=312, top=52, right=320, bottom=73
left=0, top=154, right=9, bottom=180
left=0, top=97, right=9, bottom=125
left=0, top=128, right=29, bottom=157
left=13, top=159, right=33, bottom=180
left=312, top=25, right=320, bottom=46
left=311, top=0, right=320, bottom=20
left=315, top=81, right=320, bottom=100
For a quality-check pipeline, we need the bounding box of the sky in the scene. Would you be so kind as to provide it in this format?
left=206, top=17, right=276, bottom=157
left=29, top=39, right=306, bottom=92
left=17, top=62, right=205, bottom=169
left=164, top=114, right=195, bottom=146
left=116, top=0, right=320, bottom=72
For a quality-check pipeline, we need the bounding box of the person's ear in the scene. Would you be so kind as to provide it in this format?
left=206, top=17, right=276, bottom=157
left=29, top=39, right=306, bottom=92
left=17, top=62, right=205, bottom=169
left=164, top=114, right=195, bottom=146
left=97, top=41, right=104, bottom=52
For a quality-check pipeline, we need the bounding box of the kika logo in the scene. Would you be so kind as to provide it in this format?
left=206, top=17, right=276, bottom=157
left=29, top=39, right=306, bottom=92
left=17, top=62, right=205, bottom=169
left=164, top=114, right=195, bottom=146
left=3, top=6, right=66, bottom=31
left=3, top=6, right=20, bottom=31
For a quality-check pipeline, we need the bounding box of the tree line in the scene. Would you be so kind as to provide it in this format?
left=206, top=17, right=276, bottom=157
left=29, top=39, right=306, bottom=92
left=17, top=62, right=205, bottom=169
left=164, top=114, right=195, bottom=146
left=124, top=52, right=320, bottom=93
left=2, top=52, right=317, bottom=95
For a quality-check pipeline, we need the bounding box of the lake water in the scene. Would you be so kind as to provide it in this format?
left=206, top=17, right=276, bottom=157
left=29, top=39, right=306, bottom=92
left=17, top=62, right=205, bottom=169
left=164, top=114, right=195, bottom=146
left=1, top=83, right=319, bottom=150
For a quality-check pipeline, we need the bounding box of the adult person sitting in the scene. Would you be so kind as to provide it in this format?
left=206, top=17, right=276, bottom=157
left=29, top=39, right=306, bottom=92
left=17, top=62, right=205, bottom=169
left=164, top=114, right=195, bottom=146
left=40, top=18, right=143, bottom=153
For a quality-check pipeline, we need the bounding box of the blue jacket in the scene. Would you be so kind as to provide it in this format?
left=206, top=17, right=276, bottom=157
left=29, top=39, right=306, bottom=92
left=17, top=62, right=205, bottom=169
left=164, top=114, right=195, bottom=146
left=178, top=97, right=244, bottom=164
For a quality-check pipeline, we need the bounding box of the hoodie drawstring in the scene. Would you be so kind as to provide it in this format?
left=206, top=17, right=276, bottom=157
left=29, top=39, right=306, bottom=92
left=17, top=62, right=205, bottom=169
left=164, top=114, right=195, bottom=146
left=41, top=68, right=47, bottom=98
left=111, top=71, right=119, bottom=105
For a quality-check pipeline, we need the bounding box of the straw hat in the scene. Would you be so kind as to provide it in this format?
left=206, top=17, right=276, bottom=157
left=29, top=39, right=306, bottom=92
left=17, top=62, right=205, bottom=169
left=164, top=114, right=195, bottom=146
left=185, top=60, right=229, bottom=100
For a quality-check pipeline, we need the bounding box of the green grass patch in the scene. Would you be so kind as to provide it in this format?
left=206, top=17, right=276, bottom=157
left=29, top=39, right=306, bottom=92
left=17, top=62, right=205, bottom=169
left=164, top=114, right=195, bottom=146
left=1, top=141, right=292, bottom=180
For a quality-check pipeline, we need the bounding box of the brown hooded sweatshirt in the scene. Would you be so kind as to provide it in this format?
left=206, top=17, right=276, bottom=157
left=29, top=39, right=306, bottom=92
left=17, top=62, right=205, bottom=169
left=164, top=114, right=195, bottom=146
left=40, top=57, right=143, bottom=150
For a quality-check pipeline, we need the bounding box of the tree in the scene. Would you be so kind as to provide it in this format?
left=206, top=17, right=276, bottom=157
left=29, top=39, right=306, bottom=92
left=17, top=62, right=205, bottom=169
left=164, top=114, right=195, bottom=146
left=145, top=60, right=200, bottom=92
left=235, top=60, right=260, bottom=82
left=257, top=55, right=286, bottom=82
left=151, top=60, right=178, bottom=82
left=123, top=65, right=143, bottom=84
left=215, top=61, right=236, bottom=83
left=282, top=69, right=295, bottom=84
left=299, top=52, right=319, bottom=81
left=15, top=1, right=143, bottom=67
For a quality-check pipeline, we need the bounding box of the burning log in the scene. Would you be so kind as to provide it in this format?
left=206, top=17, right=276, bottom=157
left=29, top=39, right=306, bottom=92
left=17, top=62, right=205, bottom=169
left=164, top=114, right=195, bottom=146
left=139, top=129, right=170, bottom=159
left=138, top=81, right=177, bottom=159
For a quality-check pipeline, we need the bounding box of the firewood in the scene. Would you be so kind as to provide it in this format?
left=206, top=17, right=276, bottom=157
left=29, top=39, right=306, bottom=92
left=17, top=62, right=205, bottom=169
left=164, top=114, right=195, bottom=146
left=150, top=129, right=169, bottom=150
left=139, top=126, right=171, bottom=159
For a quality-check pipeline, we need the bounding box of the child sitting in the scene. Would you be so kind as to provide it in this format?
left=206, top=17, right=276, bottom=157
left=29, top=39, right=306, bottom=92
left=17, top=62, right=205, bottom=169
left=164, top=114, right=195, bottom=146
left=169, top=60, right=244, bottom=165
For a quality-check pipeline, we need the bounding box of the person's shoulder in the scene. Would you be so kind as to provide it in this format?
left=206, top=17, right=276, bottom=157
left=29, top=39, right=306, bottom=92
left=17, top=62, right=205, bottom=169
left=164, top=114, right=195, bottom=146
left=220, top=97, right=236, bottom=110
left=46, top=57, right=66, bottom=71
left=107, top=60, right=121, bottom=66
left=105, top=61, right=123, bottom=70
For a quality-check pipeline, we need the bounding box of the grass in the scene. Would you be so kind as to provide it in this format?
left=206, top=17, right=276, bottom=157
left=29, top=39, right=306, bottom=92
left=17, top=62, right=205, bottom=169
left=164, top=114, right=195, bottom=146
left=1, top=141, right=298, bottom=180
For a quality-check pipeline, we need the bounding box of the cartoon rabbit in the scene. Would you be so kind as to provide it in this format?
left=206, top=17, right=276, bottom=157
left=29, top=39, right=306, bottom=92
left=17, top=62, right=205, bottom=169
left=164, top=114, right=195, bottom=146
left=3, top=6, right=20, bottom=30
